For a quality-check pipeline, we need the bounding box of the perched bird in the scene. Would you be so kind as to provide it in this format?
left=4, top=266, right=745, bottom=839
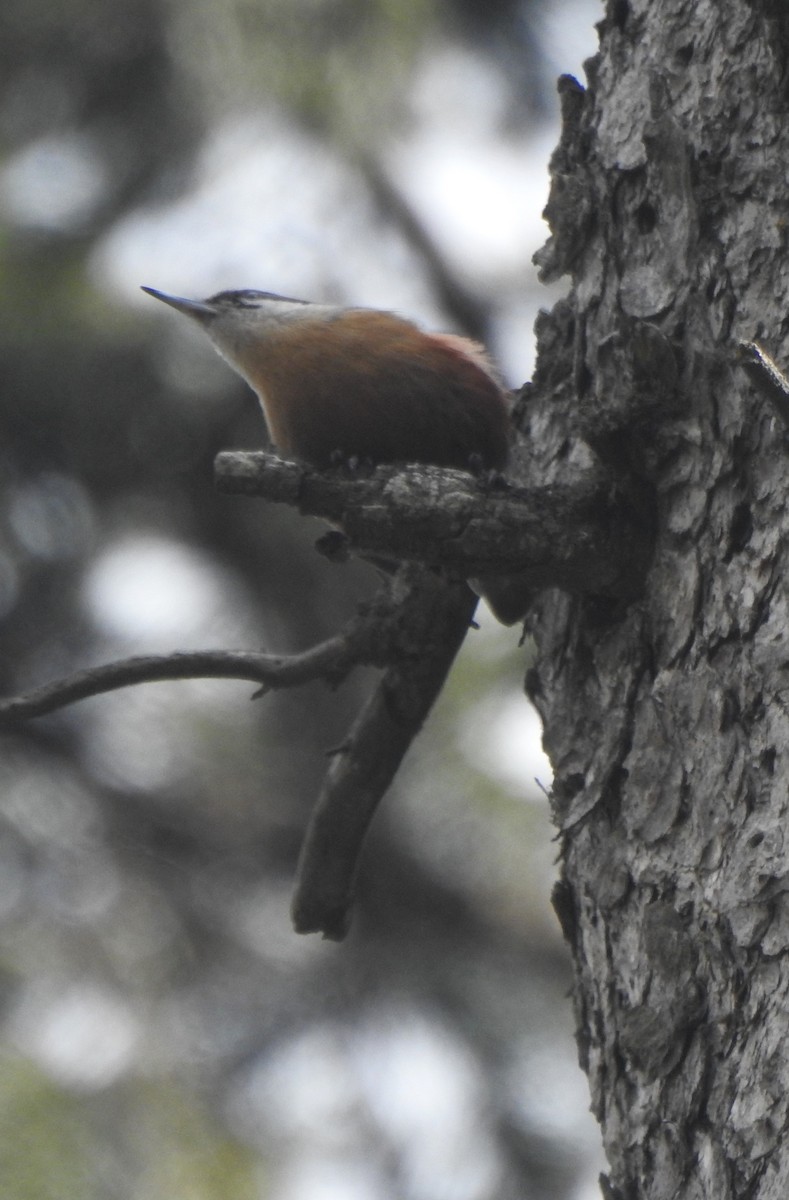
left=141, top=287, right=511, bottom=472
left=143, top=287, right=527, bottom=622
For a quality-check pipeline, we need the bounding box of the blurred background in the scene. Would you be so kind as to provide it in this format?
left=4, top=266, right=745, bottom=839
left=0, top=0, right=605, bottom=1197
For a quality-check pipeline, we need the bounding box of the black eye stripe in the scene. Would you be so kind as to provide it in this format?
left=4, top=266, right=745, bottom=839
left=207, top=290, right=308, bottom=308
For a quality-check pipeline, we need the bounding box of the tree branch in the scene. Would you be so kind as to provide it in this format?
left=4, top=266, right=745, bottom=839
left=0, top=445, right=651, bottom=939
left=292, top=568, right=478, bottom=939
left=0, top=598, right=395, bottom=726
left=0, top=556, right=479, bottom=940
left=215, top=451, right=651, bottom=598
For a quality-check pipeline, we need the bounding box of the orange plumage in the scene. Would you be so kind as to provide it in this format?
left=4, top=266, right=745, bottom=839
left=242, top=310, right=510, bottom=470
left=142, top=288, right=511, bottom=473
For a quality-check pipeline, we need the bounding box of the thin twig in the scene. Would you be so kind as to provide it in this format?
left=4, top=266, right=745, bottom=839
left=0, top=606, right=392, bottom=726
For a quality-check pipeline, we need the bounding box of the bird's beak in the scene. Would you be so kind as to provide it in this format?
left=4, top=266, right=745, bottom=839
left=141, top=286, right=216, bottom=321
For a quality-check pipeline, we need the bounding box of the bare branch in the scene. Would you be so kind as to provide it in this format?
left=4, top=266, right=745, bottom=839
left=215, top=451, right=650, bottom=598
left=0, top=601, right=395, bottom=726
left=1, top=446, right=650, bottom=937
left=292, top=568, right=479, bottom=939
left=0, top=555, right=479, bottom=940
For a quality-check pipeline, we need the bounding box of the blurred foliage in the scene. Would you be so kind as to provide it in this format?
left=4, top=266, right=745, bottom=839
left=169, top=0, right=433, bottom=136
left=0, top=0, right=601, bottom=1197
left=0, top=1057, right=96, bottom=1200
left=0, top=1058, right=258, bottom=1200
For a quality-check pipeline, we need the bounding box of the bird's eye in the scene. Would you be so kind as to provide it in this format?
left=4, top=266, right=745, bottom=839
left=237, top=291, right=271, bottom=306
left=207, top=289, right=308, bottom=308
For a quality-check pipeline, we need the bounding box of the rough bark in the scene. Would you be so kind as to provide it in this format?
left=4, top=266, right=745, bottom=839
left=525, top=2, right=789, bottom=1197
left=215, top=450, right=649, bottom=596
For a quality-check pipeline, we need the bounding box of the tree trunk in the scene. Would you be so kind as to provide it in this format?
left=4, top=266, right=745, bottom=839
left=526, top=2, right=789, bottom=1196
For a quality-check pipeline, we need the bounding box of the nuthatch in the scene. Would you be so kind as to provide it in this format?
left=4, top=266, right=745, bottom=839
left=141, top=288, right=511, bottom=471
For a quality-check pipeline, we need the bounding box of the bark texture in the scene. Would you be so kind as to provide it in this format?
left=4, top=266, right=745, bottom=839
left=525, top=3, right=789, bottom=1196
